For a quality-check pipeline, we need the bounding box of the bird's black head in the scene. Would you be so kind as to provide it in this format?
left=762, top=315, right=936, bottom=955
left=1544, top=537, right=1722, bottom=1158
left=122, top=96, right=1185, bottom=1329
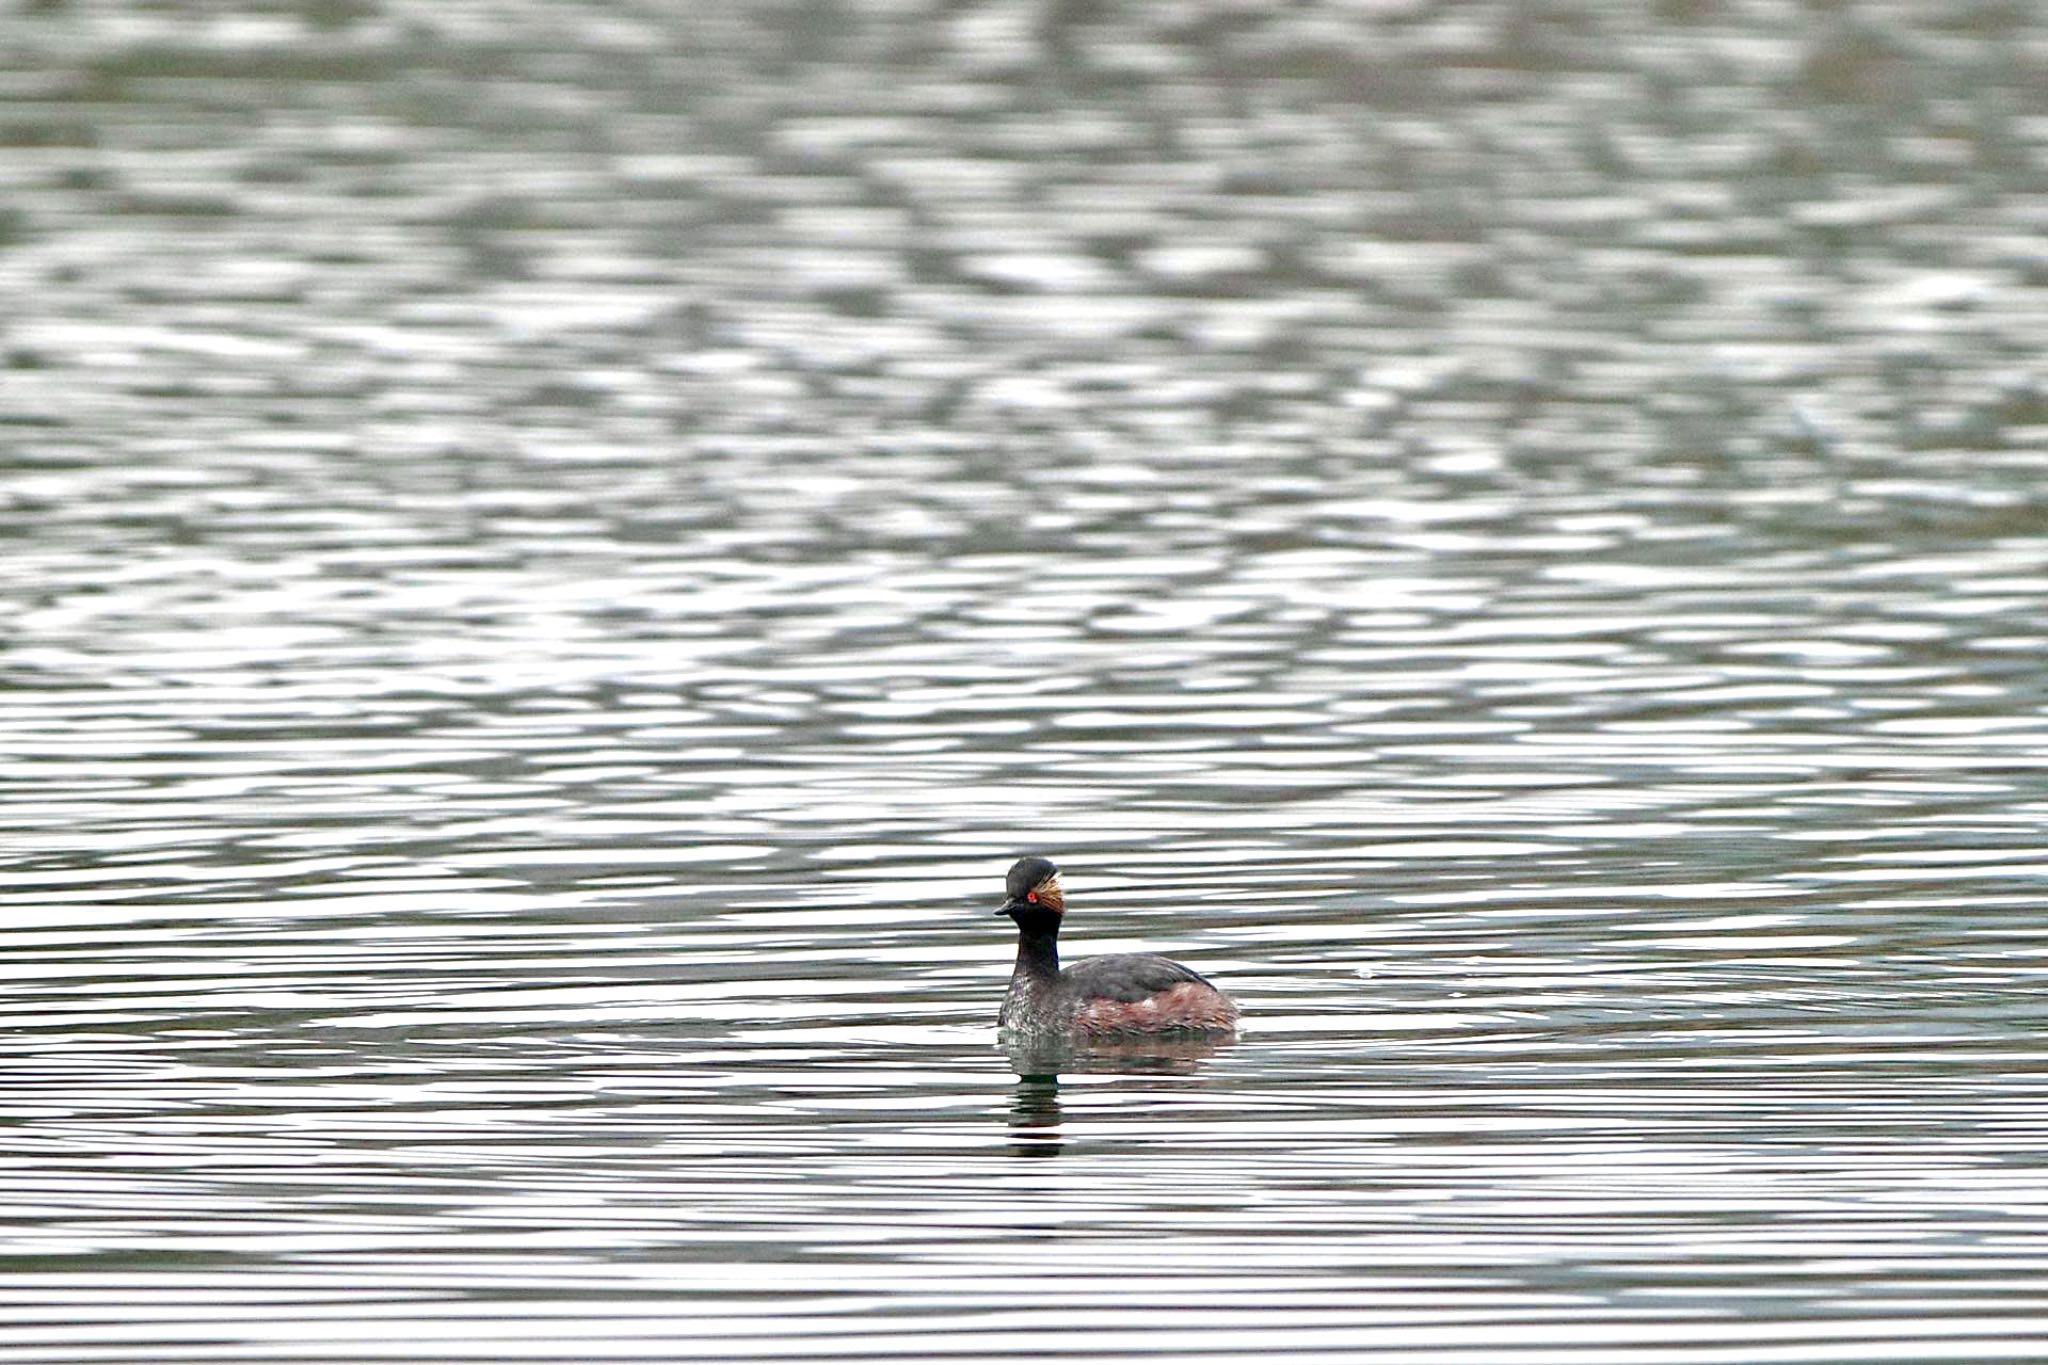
left=999, top=855, right=1065, bottom=929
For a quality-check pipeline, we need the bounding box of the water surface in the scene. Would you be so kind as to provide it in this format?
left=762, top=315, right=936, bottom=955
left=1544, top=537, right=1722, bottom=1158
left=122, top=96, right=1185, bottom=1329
left=4, top=3, right=2048, bottom=1361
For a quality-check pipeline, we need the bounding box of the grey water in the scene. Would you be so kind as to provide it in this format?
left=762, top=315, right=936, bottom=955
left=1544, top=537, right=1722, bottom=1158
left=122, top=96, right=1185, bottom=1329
left=4, top=3, right=2048, bottom=1362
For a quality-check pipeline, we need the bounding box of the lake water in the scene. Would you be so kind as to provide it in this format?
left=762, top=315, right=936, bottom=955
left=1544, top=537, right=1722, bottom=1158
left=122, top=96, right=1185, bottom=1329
left=4, top=4, right=2048, bottom=1362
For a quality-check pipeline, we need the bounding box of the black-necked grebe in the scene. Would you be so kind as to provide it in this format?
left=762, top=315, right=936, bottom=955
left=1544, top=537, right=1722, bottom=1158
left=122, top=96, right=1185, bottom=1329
left=996, top=855, right=1238, bottom=1037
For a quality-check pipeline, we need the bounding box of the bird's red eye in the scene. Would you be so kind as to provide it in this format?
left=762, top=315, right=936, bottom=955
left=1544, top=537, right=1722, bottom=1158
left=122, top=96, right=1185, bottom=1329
left=1026, top=891, right=1037, bottom=903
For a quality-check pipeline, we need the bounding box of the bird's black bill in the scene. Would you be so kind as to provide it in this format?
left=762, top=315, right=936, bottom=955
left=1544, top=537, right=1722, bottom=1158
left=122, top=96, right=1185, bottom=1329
left=996, top=898, right=1025, bottom=917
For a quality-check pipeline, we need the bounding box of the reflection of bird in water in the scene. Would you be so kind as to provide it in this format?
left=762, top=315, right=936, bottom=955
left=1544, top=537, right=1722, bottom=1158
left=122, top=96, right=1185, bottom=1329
left=1001, top=1033, right=1235, bottom=1159
left=994, top=855, right=1238, bottom=1039
left=1006, top=1071, right=1063, bottom=1158
left=1005, top=1031, right=1234, bottom=1078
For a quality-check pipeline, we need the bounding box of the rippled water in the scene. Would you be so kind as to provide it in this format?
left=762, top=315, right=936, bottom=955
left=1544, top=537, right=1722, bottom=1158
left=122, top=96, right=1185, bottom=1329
left=5, top=3, right=2048, bottom=1362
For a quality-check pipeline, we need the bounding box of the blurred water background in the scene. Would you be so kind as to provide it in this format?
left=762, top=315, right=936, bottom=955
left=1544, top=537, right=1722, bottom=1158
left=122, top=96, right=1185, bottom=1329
left=3, top=2, right=2048, bottom=1361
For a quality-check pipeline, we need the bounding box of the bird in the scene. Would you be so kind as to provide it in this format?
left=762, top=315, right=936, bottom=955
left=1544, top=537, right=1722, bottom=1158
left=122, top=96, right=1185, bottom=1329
left=995, top=855, right=1237, bottom=1037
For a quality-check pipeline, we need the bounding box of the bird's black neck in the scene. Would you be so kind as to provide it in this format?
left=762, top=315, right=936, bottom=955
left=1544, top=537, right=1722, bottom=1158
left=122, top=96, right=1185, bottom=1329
left=1013, top=925, right=1060, bottom=981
